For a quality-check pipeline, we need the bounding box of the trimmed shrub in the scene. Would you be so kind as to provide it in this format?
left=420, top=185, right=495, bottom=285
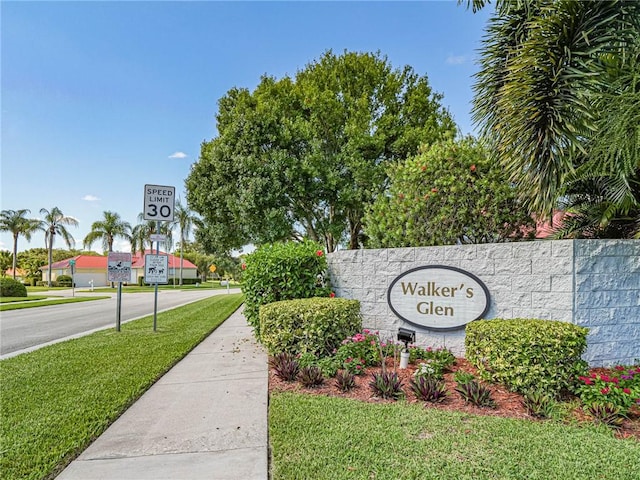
left=259, top=297, right=361, bottom=357
left=465, top=318, right=589, bottom=397
left=1, top=277, right=28, bottom=297
left=242, top=240, right=331, bottom=334
left=56, top=275, right=73, bottom=287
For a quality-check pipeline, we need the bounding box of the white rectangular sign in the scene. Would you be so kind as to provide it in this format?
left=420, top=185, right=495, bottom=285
left=150, top=233, right=167, bottom=243
left=144, top=254, right=169, bottom=284
left=108, top=252, right=132, bottom=283
left=143, top=184, right=175, bottom=222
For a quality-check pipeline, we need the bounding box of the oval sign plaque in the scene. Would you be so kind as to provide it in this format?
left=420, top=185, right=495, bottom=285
left=387, top=265, right=490, bottom=331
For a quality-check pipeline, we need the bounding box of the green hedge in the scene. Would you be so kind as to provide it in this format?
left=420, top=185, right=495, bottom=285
left=242, top=240, right=331, bottom=335
left=1, top=277, right=28, bottom=297
left=260, top=297, right=361, bottom=357
left=465, top=319, right=589, bottom=397
left=56, top=275, right=73, bottom=287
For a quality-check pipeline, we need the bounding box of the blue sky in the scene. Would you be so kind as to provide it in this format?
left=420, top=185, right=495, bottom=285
left=1, top=1, right=492, bottom=254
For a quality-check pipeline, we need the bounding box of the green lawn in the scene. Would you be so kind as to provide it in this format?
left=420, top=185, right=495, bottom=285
left=0, top=296, right=50, bottom=303
left=0, top=296, right=110, bottom=311
left=26, top=286, right=72, bottom=293
left=0, top=293, right=244, bottom=480
left=270, top=392, right=640, bottom=480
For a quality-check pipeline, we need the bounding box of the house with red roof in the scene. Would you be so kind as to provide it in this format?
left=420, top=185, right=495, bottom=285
left=40, top=251, right=198, bottom=287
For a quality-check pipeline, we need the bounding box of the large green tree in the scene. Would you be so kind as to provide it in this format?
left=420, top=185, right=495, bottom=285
left=363, top=138, right=535, bottom=247
left=83, top=211, right=132, bottom=253
left=0, top=209, right=42, bottom=279
left=186, top=50, right=456, bottom=253
left=39, top=207, right=78, bottom=287
left=471, top=0, right=640, bottom=236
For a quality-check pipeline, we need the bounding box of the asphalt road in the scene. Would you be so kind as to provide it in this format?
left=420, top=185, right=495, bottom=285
left=0, top=288, right=242, bottom=358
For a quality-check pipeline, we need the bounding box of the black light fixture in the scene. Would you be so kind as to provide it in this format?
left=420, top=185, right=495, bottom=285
left=397, top=327, right=416, bottom=350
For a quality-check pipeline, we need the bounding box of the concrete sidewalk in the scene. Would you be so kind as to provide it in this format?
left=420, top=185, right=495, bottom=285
left=57, top=307, right=269, bottom=480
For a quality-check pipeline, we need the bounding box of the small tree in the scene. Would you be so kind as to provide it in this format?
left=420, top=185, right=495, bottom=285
left=0, top=209, right=42, bottom=280
left=242, top=240, right=331, bottom=336
left=0, top=250, right=12, bottom=276
left=363, top=138, right=535, bottom=247
left=171, top=200, right=197, bottom=285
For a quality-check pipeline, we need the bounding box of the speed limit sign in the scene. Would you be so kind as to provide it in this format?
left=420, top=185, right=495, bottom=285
left=143, top=184, right=175, bottom=221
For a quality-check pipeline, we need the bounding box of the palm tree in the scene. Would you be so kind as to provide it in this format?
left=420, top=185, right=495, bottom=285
left=39, top=207, right=79, bottom=287
left=471, top=0, right=640, bottom=227
left=83, top=211, right=132, bottom=253
left=131, top=223, right=150, bottom=255
left=132, top=214, right=174, bottom=254
left=172, top=200, right=198, bottom=285
left=0, top=209, right=42, bottom=279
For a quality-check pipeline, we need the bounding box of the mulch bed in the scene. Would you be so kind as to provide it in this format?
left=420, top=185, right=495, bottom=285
left=268, top=357, right=640, bottom=441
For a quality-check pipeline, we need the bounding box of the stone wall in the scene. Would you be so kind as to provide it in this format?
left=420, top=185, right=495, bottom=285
left=327, top=240, right=639, bottom=366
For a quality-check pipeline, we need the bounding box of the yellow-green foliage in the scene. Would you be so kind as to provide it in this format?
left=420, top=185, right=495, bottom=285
left=260, top=297, right=361, bottom=357
left=465, top=319, right=588, bottom=397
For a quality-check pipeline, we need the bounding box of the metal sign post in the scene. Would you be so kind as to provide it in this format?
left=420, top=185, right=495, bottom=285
left=154, top=221, right=159, bottom=332
left=144, top=245, right=169, bottom=331
left=69, top=259, right=76, bottom=297
left=117, top=282, right=122, bottom=331
left=108, top=252, right=132, bottom=332
left=143, top=184, right=175, bottom=332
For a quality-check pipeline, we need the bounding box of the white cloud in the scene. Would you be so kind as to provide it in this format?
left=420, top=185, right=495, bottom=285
left=446, top=55, right=467, bottom=65
left=169, top=151, right=188, bottom=159
left=113, top=238, right=132, bottom=254
left=82, top=194, right=100, bottom=201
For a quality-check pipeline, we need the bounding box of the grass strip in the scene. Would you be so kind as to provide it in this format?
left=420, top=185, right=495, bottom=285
left=0, top=293, right=244, bottom=480
left=0, top=296, right=110, bottom=311
left=0, top=296, right=49, bottom=303
left=26, top=287, right=70, bottom=292
left=269, top=392, right=640, bottom=480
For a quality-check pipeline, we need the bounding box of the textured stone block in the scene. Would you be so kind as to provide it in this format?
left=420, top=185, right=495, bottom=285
left=512, top=241, right=552, bottom=258
left=511, top=308, right=554, bottom=320
left=531, top=292, right=573, bottom=310
left=577, top=290, right=640, bottom=309
left=576, top=255, right=640, bottom=274
left=477, top=243, right=513, bottom=259
left=551, top=240, right=574, bottom=258
left=576, top=273, right=640, bottom=292
left=531, top=257, right=573, bottom=275
left=576, top=239, right=640, bottom=257
left=387, top=248, right=416, bottom=263
left=484, top=275, right=513, bottom=291
left=493, top=290, right=532, bottom=308
left=443, top=245, right=477, bottom=260
left=551, top=275, right=573, bottom=292
left=463, top=260, right=495, bottom=276
left=588, top=324, right=640, bottom=343
left=495, top=258, right=532, bottom=275
left=512, top=275, right=551, bottom=292
left=415, top=247, right=445, bottom=262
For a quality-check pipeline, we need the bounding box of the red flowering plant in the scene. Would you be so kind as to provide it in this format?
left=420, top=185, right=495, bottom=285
left=334, top=330, right=382, bottom=368
left=409, top=345, right=456, bottom=378
left=342, top=357, right=367, bottom=375
left=576, top=364, right=640, bottom=414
